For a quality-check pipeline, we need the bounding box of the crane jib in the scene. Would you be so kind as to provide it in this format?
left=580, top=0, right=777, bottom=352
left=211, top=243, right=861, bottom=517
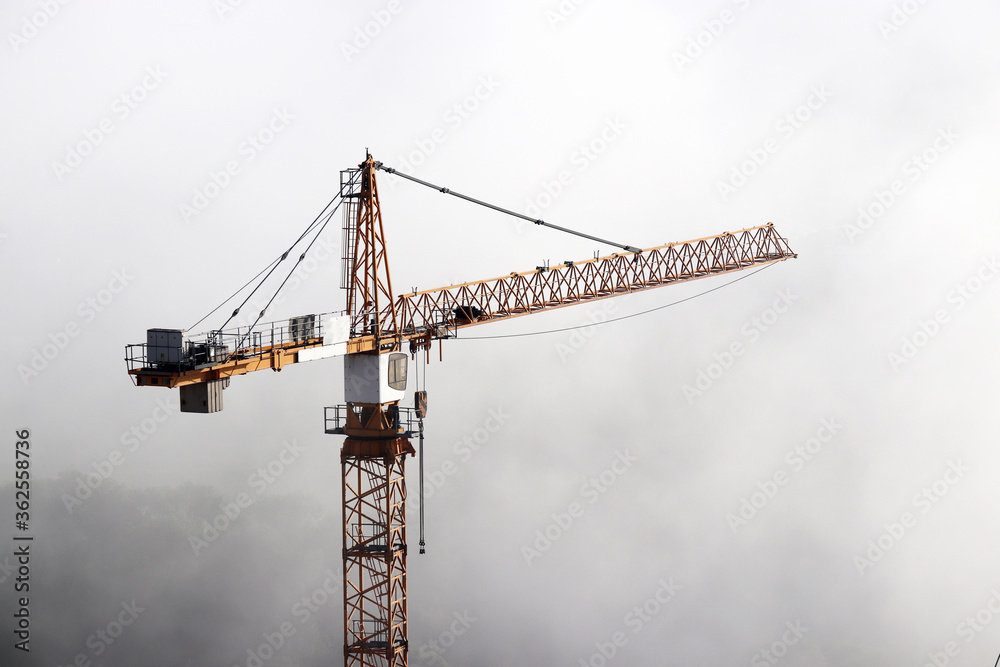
left=124, top=223, right=794, bottom=395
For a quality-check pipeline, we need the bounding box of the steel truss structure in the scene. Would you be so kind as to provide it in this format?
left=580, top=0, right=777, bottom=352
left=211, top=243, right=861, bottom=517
left=390, top=223, right=795, bottom=334
left=336, top=404, right=415, bottom=666
left=342, top=157, right=399, bottom=341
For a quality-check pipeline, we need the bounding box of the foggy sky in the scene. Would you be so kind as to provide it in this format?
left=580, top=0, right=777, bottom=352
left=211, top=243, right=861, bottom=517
left=2, top=1, right=1000, bottom=665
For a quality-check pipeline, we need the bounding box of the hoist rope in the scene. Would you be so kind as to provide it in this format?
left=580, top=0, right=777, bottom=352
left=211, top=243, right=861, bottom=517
left=187, top=168, right=362, bottom=333
left=418, top=419, right=426, bottom=555
left=227, top=189, right=351, bottom=356
left=187, top=257, right=281, bottom=332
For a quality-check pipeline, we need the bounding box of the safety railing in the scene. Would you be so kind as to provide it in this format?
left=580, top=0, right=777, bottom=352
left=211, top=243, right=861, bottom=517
left=349, top=619, right=389, bottom=649
left=125, top=311, right=344, bottom=372
left=324, top=405, right=421, bottom=437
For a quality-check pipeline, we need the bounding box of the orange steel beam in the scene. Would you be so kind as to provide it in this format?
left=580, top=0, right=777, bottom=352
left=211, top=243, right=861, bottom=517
left=127, top=334, right=396, bottom=388
left=390, top=222, right=796, bottom=336
left=128, top=224, right=794, bottom=389
left=128, top=338, right=325, bottom=388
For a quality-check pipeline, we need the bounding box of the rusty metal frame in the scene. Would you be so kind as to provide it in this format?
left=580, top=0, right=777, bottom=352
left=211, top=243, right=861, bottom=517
left=341, top=422, right=412, bottom=667
left=390, top=223, right=796, bottom=336
left=347, top=155, right=400, bottom=344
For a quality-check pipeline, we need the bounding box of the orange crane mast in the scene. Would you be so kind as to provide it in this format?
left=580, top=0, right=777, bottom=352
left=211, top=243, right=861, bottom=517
left=125, top=154, right=796, bottom=666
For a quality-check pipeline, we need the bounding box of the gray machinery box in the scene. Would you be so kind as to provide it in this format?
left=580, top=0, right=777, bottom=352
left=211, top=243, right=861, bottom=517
left=179, top=379, right=227, bottom=413
left=289, top=315, right=316, bottom=342
left=147, top=328, right=188, bottom=365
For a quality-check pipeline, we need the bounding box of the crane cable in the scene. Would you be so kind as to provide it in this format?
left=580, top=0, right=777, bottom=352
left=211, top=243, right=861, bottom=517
left=187, top=257, right=281, bottom=332
left=374, top=162, right=643, bottom=254
left=418, top=418, right=426, bottom=555
left=452, top=262, right=778, bottom=341
left=226, top=186, right=352, bottom=357
left=415, top=350, right=427, bottom=554
left=187, top=168, right=362, bottom=333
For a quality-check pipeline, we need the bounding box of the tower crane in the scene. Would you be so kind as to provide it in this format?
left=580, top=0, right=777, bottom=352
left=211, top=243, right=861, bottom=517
left=125, top=153, right=796, bottom=666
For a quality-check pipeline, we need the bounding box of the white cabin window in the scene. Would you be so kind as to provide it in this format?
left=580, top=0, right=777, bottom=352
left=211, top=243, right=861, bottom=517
left=387, top=353, right=407, bottom=390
